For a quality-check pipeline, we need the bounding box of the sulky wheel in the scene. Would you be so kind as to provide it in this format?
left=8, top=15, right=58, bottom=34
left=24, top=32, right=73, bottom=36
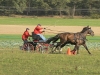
left=27, top=43, right=34, bottom=52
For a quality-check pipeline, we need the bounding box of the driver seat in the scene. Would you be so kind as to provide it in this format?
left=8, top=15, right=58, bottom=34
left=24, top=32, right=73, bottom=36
left=32, top=32, right=43, bottom=41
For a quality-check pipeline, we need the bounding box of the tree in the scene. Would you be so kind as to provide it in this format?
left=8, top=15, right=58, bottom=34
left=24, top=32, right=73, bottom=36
left=0, top=0, right=13, bottom=15
left=0, top=0, right=100, bottom=17
left=67, top=0, right=83, bottom=18
left=79, top=0, right=100, bottom=16
left=46, top=0, right=70, bottom=16
left=0, top=0, right=27, bottom=15
left=12, top=0, right=27, bottom=13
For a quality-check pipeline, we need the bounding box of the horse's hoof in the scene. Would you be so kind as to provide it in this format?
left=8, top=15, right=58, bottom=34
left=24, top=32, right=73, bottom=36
left=89, top=54, right=92, bottom=56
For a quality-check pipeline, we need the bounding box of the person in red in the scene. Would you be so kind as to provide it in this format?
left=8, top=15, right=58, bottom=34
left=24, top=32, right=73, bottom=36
left=33, top=24, right=46, bottom=41
left=22, top=28, right=31, bottom=49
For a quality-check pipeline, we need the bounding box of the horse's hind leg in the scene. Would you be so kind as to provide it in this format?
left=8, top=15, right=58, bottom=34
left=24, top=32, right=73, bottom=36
left=51, top=43, right=60, bottom=53
left=83, top=44, right=91, bottom=54
left=76, top=45, right=80, bottom=54
left=53, top=41, right=65, bottom=53
left=51, top=46, right=57, bottom=53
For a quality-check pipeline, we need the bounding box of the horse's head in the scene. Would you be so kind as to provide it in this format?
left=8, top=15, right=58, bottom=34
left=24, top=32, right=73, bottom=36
left=81, top=26, right=94, bottom=36
left=81, top=25, right=90, bottom=33
left=87, top=27, right=94, bottom=36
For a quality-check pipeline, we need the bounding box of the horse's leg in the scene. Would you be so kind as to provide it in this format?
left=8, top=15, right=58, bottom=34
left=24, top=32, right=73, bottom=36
left=83, top=44, right=91, bottom=54
left=52, top=46, right=57, bottom=53
left=50, top=43, right=57, bottom=53
left=54, top=40, right=66, bottom=53
left=51, top=42, right=60, bottom=53
left=76, top=45, right=80, bottom=54
left=56, top=43, right=63, bottom=53
left=71, top=45, right=77, bottom=54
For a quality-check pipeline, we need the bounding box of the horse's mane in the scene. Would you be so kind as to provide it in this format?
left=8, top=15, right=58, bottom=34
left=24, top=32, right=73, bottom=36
left=80, top=26, right=90, bottom=33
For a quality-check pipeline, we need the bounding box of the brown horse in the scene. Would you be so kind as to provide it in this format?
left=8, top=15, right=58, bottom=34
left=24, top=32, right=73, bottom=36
left=46, top=26, right=94, bottom=54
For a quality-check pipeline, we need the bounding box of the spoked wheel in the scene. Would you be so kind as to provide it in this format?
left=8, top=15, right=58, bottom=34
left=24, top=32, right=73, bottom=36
left=39, top=46, right=44, bottom=54
left=41, top=43, right=50, bottom=53
left=49, top=44, right=62, bottom=54
left=21, top=43, right=34, bottom=52
left=35, top=43, right=44, bottom=53
left=27, top=43, right=34, bottom=52
left=35, top=43, right=50, bottom=53
left=49, top=44, right=56, bottom=53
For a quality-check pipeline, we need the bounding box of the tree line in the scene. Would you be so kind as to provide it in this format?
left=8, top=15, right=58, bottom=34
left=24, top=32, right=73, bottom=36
left=0, top=0, right=100, bottom=18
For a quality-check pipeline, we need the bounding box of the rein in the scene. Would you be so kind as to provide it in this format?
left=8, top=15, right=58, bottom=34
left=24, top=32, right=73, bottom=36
left=45, top=28, right=66, bottom=33
left=45, top=31, right=59, bottom=34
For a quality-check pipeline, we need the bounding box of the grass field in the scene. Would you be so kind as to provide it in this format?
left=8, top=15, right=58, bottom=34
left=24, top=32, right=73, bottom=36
left=0, top=49, right=100, bottom=75
left=0, top=17, right=100, bottom=26
left=0, top=34, right=100, bottom=75
left=0, top=17, right=100, bottom=75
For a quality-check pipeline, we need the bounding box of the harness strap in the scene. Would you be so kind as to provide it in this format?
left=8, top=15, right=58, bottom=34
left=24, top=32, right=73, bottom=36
left=74, top=33, right=87, bottom=43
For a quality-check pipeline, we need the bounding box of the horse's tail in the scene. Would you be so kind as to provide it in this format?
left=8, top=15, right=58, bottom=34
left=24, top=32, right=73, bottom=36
left=46, top=34, right=59, bottom=44
left=52, top=35, right=59, bottom=43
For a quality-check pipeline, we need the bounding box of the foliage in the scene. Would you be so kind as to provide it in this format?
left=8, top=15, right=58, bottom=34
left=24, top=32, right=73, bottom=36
left=90, top=14, right=100, bottom=19
left=0, top=0, right=100, bottom=17
left=0, top=0, right=27, bottom=15
left=12, top=0, right=27, bottom=13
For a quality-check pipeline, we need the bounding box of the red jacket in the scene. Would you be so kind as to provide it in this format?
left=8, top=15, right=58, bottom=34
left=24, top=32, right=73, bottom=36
left=22, top=30, right=30, bottom=40
left=34, top=25, right=43, bottom=34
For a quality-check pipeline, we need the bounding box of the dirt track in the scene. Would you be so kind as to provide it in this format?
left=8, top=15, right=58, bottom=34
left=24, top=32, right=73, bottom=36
left=0, top=25, right=100, bottom=36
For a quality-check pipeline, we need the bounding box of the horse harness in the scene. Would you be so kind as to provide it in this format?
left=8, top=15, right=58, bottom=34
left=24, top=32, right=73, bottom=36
left=74, top=33, right=87, bottom=43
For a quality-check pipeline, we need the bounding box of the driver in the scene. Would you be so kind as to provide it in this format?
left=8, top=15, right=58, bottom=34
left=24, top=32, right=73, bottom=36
left=33, top=24, right=46, bottom=41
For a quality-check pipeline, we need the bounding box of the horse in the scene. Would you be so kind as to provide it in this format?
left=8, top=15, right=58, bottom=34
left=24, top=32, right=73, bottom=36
left=46, top=26, right=94, bottom=54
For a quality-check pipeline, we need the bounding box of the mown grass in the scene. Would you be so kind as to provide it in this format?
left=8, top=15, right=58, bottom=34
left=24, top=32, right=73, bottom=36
left=0, top=49, right=100, bottom=75
left=0, top=17, right=100, bottom=26
left=0, top=34, right=21, bottom=40
left=0, top=35, right=100, bottom=75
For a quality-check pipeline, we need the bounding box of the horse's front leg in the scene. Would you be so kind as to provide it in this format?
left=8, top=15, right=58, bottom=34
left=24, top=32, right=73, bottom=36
left=83, top=44, right=91, bottom=54
left=71, top=45, right=77, bottom=54
left=56, top=41, right=67, bottom=53
left=76, top=45, right=80, bottom=54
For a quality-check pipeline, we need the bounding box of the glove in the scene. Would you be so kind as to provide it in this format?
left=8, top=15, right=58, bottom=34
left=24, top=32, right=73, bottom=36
left=44, top=28, right=46, bottom=29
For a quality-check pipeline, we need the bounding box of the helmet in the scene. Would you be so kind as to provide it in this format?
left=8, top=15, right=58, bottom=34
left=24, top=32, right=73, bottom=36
left=37, top=24, right=41, bottom=26
left=26, top=28, right=29, bottom=30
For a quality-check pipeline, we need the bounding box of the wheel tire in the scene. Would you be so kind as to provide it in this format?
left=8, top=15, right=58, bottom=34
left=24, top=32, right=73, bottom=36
left=50, top=45, right=55, bottom=53
left=27, top=43, right=34, bottom=52
left=39, top=46, right=43, bottom=53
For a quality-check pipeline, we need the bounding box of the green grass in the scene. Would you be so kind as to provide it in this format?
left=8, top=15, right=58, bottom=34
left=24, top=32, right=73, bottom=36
left=0, top=34, right=100, bottom=75
left=87, top=36, right=100, bottom=42
left=0, top=34, right=21, bottom=40
left=0, top=34, right=100, bottom=42
left=0, top=49, right=100, bottom=75
left=0, top=34, right=53, bottom=41
left=0, top=17, right=100, bottom=26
